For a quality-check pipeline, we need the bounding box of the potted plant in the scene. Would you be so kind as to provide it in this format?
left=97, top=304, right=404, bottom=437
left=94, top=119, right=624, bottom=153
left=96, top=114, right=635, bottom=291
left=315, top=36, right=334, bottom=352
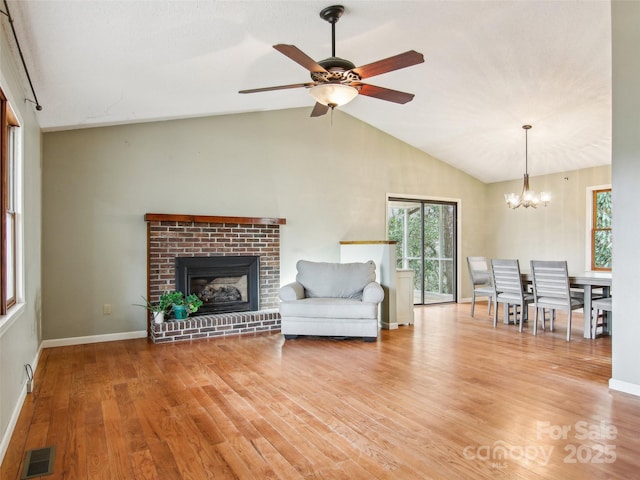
left=165, top=291, right=203, bottom=320
left=136, top=291, right=173, bottom=324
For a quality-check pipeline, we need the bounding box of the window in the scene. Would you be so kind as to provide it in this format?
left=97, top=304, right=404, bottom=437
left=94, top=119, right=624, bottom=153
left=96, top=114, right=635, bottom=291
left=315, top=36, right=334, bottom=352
left=1, top=89, right=20, bottom=314
left=591, top=188, right=612, bottom=271
left=388, top=197, right=457, bottom=305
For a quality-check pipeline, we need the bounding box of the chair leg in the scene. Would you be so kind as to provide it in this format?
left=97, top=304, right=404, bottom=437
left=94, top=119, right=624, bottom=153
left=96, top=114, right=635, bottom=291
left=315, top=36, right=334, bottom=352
left=493, top=300, right=499, bottom=328
left=487, top=297, right=492, bottom=315
left=533, top=307, right=539, bottom=335
left=566, top=311, right=572, bottom=342
left=519, top=304, right=525, bottom=333
left=591, top=308, right=610, bottom=338
left=471, top=293, right=476, bottom=317
left=507, top=304, right=518, bottom=324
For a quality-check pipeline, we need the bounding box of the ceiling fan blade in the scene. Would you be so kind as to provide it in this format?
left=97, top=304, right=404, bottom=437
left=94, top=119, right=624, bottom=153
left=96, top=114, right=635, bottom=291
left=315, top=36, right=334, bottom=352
left=357, top=84, right=415, bottom=104
left=310, top=102, right=330, bottom=117
left=273, top=44, right=328, bottom=73
left=352, top=50, right=424, bottom=79
left=239, top=82, right=313, bottom=94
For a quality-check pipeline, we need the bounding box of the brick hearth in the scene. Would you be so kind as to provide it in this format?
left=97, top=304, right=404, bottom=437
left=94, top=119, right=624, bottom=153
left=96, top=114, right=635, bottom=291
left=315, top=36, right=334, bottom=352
left=144, top=213, right=286, bottom=343
left=150, top=311, right=281, bottom=343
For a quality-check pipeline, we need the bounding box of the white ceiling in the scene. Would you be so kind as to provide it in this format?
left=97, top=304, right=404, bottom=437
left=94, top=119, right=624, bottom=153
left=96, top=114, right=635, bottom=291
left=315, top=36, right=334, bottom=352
left=3, top=0, right=612, bottom=183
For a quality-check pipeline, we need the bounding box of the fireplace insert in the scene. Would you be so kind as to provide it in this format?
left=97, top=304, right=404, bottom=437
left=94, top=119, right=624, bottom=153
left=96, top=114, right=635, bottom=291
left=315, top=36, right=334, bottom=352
left=175, top=256, right=259, bottom=315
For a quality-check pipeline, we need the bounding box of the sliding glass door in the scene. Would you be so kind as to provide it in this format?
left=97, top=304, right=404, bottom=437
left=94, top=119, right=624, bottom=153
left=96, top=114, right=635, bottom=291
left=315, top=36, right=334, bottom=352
left=388, top=198, right=457, bottom=305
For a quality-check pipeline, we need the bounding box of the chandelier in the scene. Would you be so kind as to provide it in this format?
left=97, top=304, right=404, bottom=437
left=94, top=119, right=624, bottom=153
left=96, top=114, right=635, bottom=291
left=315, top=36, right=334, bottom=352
left=504, top=125, right=551, bottom=209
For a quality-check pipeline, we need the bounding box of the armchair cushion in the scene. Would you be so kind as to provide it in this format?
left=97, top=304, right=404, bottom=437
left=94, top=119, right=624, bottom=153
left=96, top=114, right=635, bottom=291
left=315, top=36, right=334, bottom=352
left=295, top=259, right=376, bottom=300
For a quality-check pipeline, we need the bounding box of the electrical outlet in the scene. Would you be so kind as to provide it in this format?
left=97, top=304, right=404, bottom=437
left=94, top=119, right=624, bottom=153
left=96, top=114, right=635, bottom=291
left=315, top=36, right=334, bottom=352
left=103, top=304, right=112, bottom=315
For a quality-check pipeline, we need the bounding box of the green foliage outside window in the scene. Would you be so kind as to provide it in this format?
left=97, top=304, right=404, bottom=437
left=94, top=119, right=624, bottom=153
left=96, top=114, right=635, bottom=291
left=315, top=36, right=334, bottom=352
left=388, top=203, right=455, bottom=297
left=593, top=190, right=612, bottom=270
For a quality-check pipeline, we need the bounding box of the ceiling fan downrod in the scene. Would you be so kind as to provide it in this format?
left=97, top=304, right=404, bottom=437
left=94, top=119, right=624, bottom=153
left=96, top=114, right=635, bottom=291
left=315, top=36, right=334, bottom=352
left=319, top=5, right=344, bottom=58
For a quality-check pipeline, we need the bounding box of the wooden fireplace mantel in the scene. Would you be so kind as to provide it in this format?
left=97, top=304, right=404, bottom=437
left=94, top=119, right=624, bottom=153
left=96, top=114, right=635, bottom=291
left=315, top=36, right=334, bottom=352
left=144, top=213, right=286, bottom=226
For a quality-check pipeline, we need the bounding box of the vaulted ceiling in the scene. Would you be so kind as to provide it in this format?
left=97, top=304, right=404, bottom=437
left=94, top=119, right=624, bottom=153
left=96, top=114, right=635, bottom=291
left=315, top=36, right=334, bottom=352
left=3, top=1, right=612, bottom=183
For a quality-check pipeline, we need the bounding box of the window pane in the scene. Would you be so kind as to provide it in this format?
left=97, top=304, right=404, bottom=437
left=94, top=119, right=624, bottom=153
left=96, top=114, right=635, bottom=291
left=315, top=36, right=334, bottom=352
left=594, top=229, right=612, bottom=269
left=442, top=205, right=455, bottom=258
left=408, top=258, right=422, bottom=291
left=595, top=191, right=612, bottom=228
left=388, top=207, right=404, bottom=267
left=591, top=188, right=612, bottom=271
left=6, top=212, right=14, bottom=300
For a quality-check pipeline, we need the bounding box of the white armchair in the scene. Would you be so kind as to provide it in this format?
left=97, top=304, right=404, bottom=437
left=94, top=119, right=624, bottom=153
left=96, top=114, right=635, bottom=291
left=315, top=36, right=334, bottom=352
left=279, top=260, right=384, bottom=342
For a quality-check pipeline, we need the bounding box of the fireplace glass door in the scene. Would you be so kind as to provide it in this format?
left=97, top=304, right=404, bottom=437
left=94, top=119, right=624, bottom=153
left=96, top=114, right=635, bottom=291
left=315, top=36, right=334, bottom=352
left=175, top=256, right=259, bottom=315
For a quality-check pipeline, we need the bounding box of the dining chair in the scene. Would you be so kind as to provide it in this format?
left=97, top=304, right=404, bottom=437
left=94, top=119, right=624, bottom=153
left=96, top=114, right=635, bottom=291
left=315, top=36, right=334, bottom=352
left=591, top=296, right=612, bottom=338
left=530, top=260, right=584, bottom=341
left=491, top=259, right=533, bottom=331
left=467, top=256, right=495, bottom=317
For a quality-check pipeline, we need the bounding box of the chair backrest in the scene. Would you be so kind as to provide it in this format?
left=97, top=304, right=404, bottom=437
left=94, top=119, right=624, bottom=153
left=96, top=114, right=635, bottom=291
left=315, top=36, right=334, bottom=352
left=491, top=259, right=525, bottom=296
left=530, top=260, right=571, bottom=302
left=467, top=256, right=492, bottom=287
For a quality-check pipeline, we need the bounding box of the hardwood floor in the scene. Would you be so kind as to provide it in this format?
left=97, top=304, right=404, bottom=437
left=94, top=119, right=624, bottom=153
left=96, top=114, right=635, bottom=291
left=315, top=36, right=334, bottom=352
left=2, top=303, right=639, bottom=479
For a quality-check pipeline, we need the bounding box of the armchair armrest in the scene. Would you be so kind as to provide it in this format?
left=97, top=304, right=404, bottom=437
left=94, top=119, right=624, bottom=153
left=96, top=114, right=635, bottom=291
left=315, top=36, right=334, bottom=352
left=362, top=282, right=384, bottom=304
left=279, top=281, right=305, bottom=301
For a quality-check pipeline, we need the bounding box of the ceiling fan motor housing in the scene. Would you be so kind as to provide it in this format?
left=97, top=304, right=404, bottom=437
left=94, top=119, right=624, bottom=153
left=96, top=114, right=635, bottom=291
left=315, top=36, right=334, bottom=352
left=312, top=57, right=360, bottom=84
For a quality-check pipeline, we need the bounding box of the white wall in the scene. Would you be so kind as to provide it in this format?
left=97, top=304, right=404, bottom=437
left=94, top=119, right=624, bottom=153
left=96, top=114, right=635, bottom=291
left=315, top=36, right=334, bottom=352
left=0, top=24, right=42, bottom=463
left=42, top=109, right=487, bottom=340
left=610, top=0, right=640, bottom=395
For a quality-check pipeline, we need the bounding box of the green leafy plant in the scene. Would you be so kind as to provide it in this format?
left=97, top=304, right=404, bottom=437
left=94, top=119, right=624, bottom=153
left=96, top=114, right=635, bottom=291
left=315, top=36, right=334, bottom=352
left=166, top=291, right=204, bottom=315
left=137, top=291, right=203, bottom=319
left=135, top=291, right=173, bottom=314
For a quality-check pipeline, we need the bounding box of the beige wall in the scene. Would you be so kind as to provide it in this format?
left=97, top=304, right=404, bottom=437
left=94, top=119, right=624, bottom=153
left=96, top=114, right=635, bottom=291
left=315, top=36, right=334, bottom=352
left=42, top=109, right=487, bottom=340
left=41, top=108, right=614, bottom=342
left=486, top=165, right=611, bottom=273
left=0, top=24, right=42, bottom=460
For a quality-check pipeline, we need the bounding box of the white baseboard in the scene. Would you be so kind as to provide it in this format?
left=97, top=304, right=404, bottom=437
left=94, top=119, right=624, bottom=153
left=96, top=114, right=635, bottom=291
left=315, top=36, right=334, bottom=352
left=0, top=347, right=41, bottom=466
left=609, top=378, right=640, bottom=397
left=40, top=330, right=147, bottom=348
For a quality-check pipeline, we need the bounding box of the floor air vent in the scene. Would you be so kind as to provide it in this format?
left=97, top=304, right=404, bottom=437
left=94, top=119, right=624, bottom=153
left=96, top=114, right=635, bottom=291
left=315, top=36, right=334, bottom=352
left=21, top=446, right=55, bottom=479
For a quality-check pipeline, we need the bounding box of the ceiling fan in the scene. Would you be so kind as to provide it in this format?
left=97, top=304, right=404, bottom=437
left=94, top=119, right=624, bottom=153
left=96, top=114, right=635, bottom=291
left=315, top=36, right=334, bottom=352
left=239, top=5, right=425, bottom=117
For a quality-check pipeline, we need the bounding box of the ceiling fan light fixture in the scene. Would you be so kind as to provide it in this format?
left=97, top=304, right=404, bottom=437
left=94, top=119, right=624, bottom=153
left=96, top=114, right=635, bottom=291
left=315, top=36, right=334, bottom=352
left=309, top=83, right=358, bottom=108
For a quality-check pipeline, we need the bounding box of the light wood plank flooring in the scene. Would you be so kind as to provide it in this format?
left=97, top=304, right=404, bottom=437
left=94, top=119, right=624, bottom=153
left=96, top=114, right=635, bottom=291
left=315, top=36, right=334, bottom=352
left=2, top=303, right=639, bottom=479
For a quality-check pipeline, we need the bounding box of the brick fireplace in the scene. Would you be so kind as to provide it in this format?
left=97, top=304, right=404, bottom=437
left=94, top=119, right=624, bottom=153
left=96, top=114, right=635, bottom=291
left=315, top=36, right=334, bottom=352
left=144, top=213, right=285, bottom=343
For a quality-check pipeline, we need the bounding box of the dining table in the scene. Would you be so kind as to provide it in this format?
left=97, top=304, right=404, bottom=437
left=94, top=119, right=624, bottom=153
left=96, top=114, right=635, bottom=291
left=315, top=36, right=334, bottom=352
left=521, top=271, right=612, bottom=339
